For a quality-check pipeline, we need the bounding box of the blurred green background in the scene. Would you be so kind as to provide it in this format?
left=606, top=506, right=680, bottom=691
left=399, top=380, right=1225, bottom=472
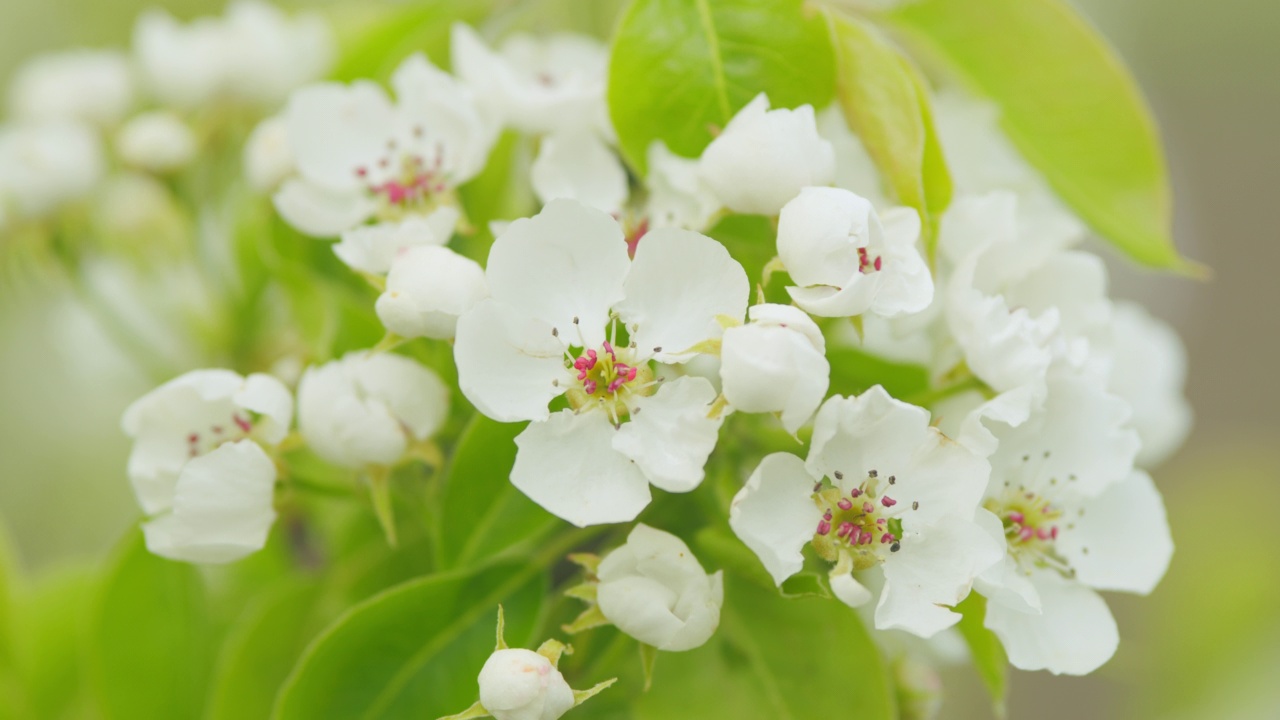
left=1, top=1, right=1277, bottom=718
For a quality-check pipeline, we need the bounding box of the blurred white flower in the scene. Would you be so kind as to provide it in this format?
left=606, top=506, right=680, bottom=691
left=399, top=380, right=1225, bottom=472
left=122, top=370, right=293, bottom=563
left=1104, top=302, right=1192, bottom=467
left=332, top=208, right=460, bottom=276
left=596, top=524, right=724, bottom=652
left=531, top=129, right=628, bottom=215
left=244, top=115, right=295, bottom=192
left=720, top=303, right=830, bottom=433
left=699, top=93, right=835, bottom=215
left=133, top=8, right=231, bottom=110
left=454, top=200, right=747, bottom=525
left=778, top=187, right=933, bottom=318
left=377, top=245, right=488, bottom=340
left=116, top=111, right=197, bottom=173
left=8, top=49, right=134, bottom=126
left=476, top=649, right=574, bottom=720
left=0, top=121, right=104, bottom=217
left=297, top=351, right=449, bottom=469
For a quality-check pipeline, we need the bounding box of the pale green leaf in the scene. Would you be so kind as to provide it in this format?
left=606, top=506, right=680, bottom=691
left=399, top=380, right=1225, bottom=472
left=8, top=564, right=100, bottom=720
left=887, top=0, right=1192, bottom=271
left=955, top=594, right=1008, bottom=718
left=608, top=0, right=836, bottom=173
left=327, top=1, right=495, bottom=82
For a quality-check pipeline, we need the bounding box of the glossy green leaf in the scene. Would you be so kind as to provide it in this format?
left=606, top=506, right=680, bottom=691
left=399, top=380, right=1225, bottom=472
left=887, top=0, right=1190, bottom=271
left=608, top=0, right=836, bottom=173
left=90, top=532, right=213, bottom=720
left=637, top=578, right=895, bottom=719
left=827, top=12, right=951, bottom=256
left=436, top=415, right=558, bottom=570
left=327, top=1, right=495, bottom=82
left=272, top=562, right=548, bottom=720
left=955, top=594, right=1008, bottom=717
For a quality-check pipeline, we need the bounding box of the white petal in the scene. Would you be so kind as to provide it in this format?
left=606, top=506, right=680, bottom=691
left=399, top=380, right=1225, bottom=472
left=377, top=245, right=489, bottom=340
left=532, top=129, right=628, bottom=214
left=830, top=571, right=874, bottom=608
left=720, top=319, right=829, bottom=434
left=986, top=572, right=1119, bottom=676
left=1059, top=471, right=1172, bottom=595
left=297, top=359, right=408, bottom=469
left=868, top=207, right=933, bottom=318
left=645, top=141, right=721, bottom=231
left=618, top=227, right=748, bottom=363
left=273, top=179, right=374, bottom=238
left=612, top=376, right=722, bottom=493
left=234, top=373, right=293, bottom=445
left=285, top=81, right=396, bottom=192
left=485, top=199, right=628, bottom=347
left=876, top=514, right=1003, bottom=638
left=347, top=352, right=449, bottom=440
left=478, top=648, right=575, bottom=717
left=454, top=300, right=570, bottom=423
left=511, top=410, right=652, bottom=527
left=973, top=509, right=1042, bottom=614
left=244, top=115, right=295, bottom=192
left=333, top=213, right=451, bottom=275
left=390, top=53, right=495, bottom=183
left=777, top=186, right=876, bottom=289
left=1107, top=302, right=1192, bottom=467
left=807, top=388, right=931, bottom=486
left=142, top=440, right=277, bottom=564
left=729, top=453, right=821, bottom=585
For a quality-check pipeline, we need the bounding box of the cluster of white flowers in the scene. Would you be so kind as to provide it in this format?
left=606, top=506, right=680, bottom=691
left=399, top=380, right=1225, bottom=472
left=14, top=10, right=1183, bottom=713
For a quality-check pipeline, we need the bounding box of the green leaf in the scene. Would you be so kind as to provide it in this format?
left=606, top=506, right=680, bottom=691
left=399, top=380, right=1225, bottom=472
left=608, top=0, right=836, bottom=173
left=826, top=345, right=931, bottom=399
left=636, top=578, right=895, bottom=719
left=7, top=564, right=100, bottom=720
left=90, top=531, right=214, bottom=720
left=0, top=521, right=13, bottom=672
left=436, top=415, right=558, bottom=570
left=955, top=594, right=1008, bottom=718
left=327, top=1, right=495, bottom=82
left=887, top=0, right=1192, bottom=271
left=272, top=562, right=548, bottom=720
left=826, top=12, right=951, bottom=257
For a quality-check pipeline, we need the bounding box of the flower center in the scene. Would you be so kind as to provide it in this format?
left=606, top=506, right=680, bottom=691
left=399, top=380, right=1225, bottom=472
left=353, top=135, right=450, bottom=219
left=186, top=412, right=255, bottom=458
left=812, top=470, right=904, bottom=571
left=984, top=490, right=1075, bottom=578
left=563, top=340, right=655, bottom=420
left=857, top=247, right=883, bottom=274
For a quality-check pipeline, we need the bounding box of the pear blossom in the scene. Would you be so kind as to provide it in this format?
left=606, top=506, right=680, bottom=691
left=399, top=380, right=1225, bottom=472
left=0, top=121, right=104, bottom=218
left=133, top=8, right=231, bottom=109
left=243, top=115, right=295, bottom=192
left=970, top=375, right=1172, bottom=675
left=297, top=352, right=449, bottom=469
left=1103, top=302, right=1193, bottom=467
left=777, top=187, right=933, bottom=318
left=643, top=141, right=721, bottom=232
left=332, top=208, right=461, bottom=276
left=698, top=93, right=835, bottom=216
left=596, top=524, right=724, bottom=652
left=274, top=54, right=494, bottom=238
left=730, top=387, right=1001, bottom=638
left=116, top=111, right=197, bottom=173
left=719, top=303, right=830, bottom=433
left=8, top=49, right=134, bottom=126
left=531, top=129, right=629, bottom=215
left=454, top=199, right=748, bottom=526
left=451, top=24, right=608, bottom=136
left=121, top=370, right=292, bottom=563
left=376, top=245, right=488, bottom=340
left=477, top=649, right=575, bottom=720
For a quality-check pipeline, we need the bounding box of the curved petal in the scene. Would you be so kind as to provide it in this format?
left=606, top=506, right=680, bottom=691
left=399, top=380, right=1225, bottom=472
left=297, top=360, right=406, bottom=469
left=985, top=572, right=1119, bottom=676
left=485, top=199, right=628, bottom=347
left=454, top=299, right=570, bottom=423
left=532, top=129, right=628, bottom=214
left=612, top=376, right=722, bottom=493
left=1059, top=471, right=1172, bottom=595
left=234, top=373, right=293, bottom=445
left=973, top=509, right=1041, bottom=614
left=142, top=440, right=277, bottom=564
left=273, top=178, right=374, bottom=238
left=807, top=387, right=932, bottom=487
left=285, top=80, right=395, bottom=192
left=720, top=322, right=828, bottom=434
left=729, top=453, right=821, bottom=586
left=618, top=227, right=748, bottom=363
left=348, top=352, right=449, bottom=441
left=333, top=214, right=449, bottom=275
left=511, top=410, right=652, bottom=527
left=377, top=245, right=488, bottom=340
left=390, top=53, right=495, bottom=183
left=830, top=571, right=874, bottom=608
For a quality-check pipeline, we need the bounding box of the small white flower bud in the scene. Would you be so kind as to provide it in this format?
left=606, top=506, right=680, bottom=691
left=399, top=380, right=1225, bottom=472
left=720, top=304, right=829, bottom=433
left=116, top=111, right=197, bottom=173
left=596, top=524, right=723, bottom=652
left=377, top=246, right=488, bottom=340
left=477, top=649, right=575, bottom=720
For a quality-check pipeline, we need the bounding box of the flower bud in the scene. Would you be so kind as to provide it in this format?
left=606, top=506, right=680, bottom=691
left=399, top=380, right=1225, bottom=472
left=720, top=304, right=829, bottom=433
left=116, top=111, right=197, bottom=173
left=596, top=524, right=723, bottom=652
left=477, top=649, right=576, bottom=720
left=377, top=245, right=488, bottom=340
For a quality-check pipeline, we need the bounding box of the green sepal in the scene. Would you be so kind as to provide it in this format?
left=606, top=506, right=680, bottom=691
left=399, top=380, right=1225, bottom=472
left=562, top=605, right=610, bottom=635
left=564, top=582, right=598, bottom=603
left=567, top=553, right=601, bottom=575
left=365, top=465, right=398, bottom=548
left=573, top=677, right=618, bottom=706
left=640, top=643, right=659, bottom=692
left=435, top=700, right=490, bottom=720
left=535, top=638, right=572, bottom=667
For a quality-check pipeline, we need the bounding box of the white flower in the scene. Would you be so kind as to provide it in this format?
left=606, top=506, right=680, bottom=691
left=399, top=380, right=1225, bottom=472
left=244, top=115, right=295, bottom=192
left=451, top=24, right=608, bottom=136
left=644, top=141, right=721, bottom=232
left=222, top=0, right=334, bottom=106
left=275, top=54, right=494, bottom=237
left=778, top=187, right=933, bottom=318
left=8, top=50, right=134, bottom=126
left=454, top=199, right=748, bottom=526
left=332, top=208, right=460, bottom=276
left=121, top=370, right=293, bottom=563
left=720, top=304, right=829, bottom=433
left=377, top=245, right=488, bottom=340
left=133, top=8, right=231, bottom=110
left=971, top=375, right=1171, bottom=675
left=698, top=93, right=835, bottom=216
left=730, top=387, right=1001, bottom=638
left=0, top=121, right=104, bottom=217
left=297, top=352, right=449, bottom=469
left=531, top=129, right=628, bottom=215
left=116, top=111, right=197, bottom=173
left=1104, top=302, right=1192, bottom=467
left=477, top=649, right=575, bottom=720
left=596, top=524, right=724, bottom=651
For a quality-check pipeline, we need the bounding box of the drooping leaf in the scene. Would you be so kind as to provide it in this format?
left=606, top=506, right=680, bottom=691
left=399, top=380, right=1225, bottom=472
left=827, top=12, right=952, bottom=257
left=887, top=0, right=1191, bottom=271
left=636, top=577, right=895, bottom=719
left=90, top=531, right=214, bottom=720
left=955, top=594, right=1008, bottom=718
left=271, top=562, right=549, bottom=720
left=608, top=0, right=836, bottom=173
left=435, top=415, right=558, bottom=570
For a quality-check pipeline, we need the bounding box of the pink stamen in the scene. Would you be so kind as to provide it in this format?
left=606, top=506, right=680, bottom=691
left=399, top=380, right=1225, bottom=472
left=603, top=341, right=616, bottom=360
left=816, top=520, right=831, bottom=536
left=860, top=531, right=874, bottom=545
left=880, top=533, right=895, bottom=544
left=881, top=496, right=898, bottom=508
left=1050, top=526, right=1059, bottom=540
left=850, top=488, right=862, bottom=498
left=583, top=379, right=598, bottom=395
left=187, top=433, right=198, bottom=444
left=233, top=415, right=253, bottom=433
left=862, top=502, right=875, bottom=515
left=837, top=499, right=853, bottom=511
left=1008, top=511, right=1025, bottom=525
left=836, top=522, right=854, bottom=539
left=1019, top=526, right=1035, bottom=542
left=1037, top=527, right=1053, bottom=540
